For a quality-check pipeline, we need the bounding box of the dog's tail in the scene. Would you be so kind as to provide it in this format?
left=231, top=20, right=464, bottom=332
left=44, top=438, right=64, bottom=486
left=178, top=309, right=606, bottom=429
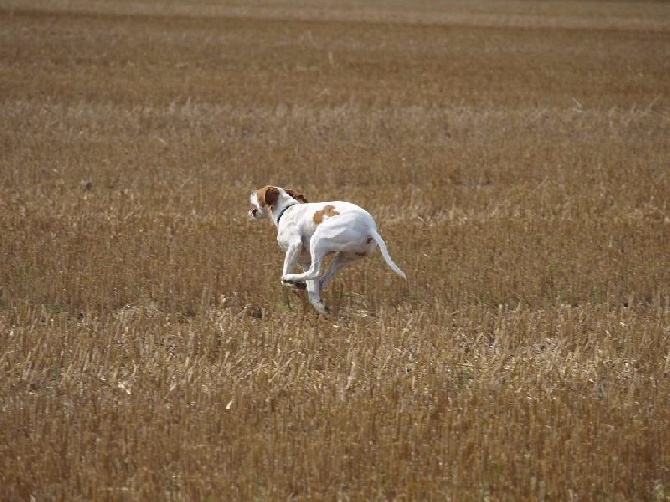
left=369, top=230, right=407, bottom=280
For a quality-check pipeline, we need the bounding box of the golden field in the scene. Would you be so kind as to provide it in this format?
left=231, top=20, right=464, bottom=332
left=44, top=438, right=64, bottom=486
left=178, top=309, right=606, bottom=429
left=1, top=1, right=668, bottom=499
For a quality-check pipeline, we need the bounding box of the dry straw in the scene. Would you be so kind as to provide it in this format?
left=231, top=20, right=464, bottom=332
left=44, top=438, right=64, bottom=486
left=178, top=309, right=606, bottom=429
left=1, top=0, right=668, bottom=499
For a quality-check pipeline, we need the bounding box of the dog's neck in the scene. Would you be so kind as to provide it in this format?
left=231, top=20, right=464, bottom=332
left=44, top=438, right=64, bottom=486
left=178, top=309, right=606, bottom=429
left=275, top=202, right=298, bottom=225
left=271, top=195, right=301, bottom=226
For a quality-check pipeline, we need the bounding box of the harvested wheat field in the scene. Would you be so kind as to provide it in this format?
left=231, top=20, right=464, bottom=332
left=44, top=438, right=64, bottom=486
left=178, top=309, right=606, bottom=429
left=1, top=0, right=669, bottom=499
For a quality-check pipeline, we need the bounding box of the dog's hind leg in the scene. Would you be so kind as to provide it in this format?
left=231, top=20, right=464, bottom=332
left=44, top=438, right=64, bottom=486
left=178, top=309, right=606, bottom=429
left=319, top=251, right=364, bottom=290
left=305, top=278, right=328, bottom=315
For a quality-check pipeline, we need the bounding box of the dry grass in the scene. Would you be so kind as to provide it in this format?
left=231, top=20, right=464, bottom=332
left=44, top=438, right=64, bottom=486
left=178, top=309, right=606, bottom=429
left=1, top=0, right=669, bottom=499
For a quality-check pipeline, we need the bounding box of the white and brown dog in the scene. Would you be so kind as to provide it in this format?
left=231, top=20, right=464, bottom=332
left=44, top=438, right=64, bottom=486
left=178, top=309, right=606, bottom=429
left=249, top=185, right=406, bottom=314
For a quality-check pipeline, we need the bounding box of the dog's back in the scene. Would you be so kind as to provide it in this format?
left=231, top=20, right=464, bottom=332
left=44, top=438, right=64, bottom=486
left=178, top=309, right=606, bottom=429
left=283, top=201, right=373, bottom=239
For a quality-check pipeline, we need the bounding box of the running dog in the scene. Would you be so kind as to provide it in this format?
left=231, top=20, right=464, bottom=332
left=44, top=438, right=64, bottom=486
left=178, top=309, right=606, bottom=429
left=249, top=185, right=406, bottom=314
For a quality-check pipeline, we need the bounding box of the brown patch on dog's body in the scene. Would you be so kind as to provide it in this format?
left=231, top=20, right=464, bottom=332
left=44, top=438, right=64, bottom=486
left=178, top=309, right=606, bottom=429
left=313, top=205, right=340, bottom=224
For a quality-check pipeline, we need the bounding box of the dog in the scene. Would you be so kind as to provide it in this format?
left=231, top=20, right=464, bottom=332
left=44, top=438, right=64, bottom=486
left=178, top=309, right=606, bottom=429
left=249, top=185, right=406, bottom=314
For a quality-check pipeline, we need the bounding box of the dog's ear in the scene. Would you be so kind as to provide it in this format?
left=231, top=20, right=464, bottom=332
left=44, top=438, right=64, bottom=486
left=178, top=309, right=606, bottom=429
left=286, top=189, right=307, bottom=203
left=259, top=186, right=280, bottom=208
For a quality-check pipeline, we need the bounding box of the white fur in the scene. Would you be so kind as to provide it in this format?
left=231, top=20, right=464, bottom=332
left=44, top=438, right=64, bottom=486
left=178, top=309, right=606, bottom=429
left=249, top=186, right=406, bottom=314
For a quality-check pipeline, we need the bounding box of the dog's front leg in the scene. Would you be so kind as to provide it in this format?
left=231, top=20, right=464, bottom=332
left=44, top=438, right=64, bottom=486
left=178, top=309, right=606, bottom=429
left=281, top=239, right=306, bottom=289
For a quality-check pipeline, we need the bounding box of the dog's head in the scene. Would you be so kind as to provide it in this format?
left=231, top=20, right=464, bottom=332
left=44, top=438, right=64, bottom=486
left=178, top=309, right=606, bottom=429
left=248, top=186, right=307, bottom=220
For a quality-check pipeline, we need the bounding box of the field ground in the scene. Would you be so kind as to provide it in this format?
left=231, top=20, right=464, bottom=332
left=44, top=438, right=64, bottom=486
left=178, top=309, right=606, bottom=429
left=1, top=0, right=669, bottom=499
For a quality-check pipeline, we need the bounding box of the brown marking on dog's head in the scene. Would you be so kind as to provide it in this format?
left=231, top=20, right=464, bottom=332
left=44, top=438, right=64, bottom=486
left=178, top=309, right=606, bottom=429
left=257, top=185, right=280, bottom=209
left=313, top=204, right=340, bottom=224
left=285, top=189, right=308, bottom=203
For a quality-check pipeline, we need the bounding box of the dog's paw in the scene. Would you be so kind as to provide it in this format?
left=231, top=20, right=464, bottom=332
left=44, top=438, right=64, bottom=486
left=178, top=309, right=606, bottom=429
left=281, top=279, right=307, bottom=290
left=315, top=303, right=330, bottom=316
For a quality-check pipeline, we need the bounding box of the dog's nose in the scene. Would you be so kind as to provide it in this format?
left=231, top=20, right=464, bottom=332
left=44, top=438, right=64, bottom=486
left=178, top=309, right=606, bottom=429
left=249, top=208, right=258, bottom=218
